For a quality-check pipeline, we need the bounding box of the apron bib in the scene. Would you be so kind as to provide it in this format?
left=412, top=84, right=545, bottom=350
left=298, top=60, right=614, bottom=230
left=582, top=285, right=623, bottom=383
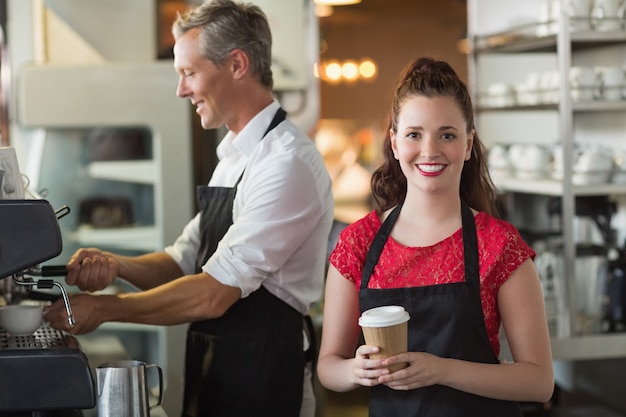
left=182, top=108, right=304, bottom=417
left=359, top=202, right=522, bottom=417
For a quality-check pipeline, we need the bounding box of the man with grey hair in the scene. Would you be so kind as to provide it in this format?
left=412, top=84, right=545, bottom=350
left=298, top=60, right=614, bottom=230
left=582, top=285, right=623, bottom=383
left=44, top=1, right=333, bottom=416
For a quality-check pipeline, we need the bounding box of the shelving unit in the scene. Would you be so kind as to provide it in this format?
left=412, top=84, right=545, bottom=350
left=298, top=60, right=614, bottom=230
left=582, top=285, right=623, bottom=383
left=468, top=0, right=626, bottom=360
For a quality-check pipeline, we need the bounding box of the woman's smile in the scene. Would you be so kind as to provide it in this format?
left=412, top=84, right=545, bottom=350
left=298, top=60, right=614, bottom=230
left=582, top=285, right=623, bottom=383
left=416, top=163, right=446, bottom=175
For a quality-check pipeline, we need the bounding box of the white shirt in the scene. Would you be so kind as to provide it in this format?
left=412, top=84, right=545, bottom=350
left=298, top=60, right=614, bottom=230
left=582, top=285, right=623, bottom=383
left=165, top=101, right=334, bottom=314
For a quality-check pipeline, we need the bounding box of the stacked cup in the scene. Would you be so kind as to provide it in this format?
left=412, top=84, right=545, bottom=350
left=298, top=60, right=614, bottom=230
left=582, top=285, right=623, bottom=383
left=596, top=66, right=625, bottom=101
left=567, top=0, right=594, bottom=31
left=570, top=66, right=598, bottom=103
left=591, top=0, right=625, bottom=31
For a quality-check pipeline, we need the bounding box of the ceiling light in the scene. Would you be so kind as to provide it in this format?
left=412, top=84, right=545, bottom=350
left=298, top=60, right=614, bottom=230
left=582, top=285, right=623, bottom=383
left=359, top=59, right=377, bottom=80
left=314, top=0, right=362, bottom=5
left=341, top=61, right=359, bottom=82
left=315, top=4, right=334, bottom=17
left=324, top=61, right=343, bottom=83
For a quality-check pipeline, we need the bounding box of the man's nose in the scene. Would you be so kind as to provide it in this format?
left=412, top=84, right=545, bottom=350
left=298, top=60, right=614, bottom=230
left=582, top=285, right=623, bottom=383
left=176, top=78, right=187, bottom=98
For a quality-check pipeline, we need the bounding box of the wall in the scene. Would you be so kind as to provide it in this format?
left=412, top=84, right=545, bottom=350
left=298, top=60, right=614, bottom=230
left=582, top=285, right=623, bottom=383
left=319, top=0, right=468, bottom=123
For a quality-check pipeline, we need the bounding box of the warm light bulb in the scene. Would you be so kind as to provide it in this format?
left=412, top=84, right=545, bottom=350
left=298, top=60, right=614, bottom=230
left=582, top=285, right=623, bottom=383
left=315, top=4, right=334, bottom=17
left=341, top=61, right=359, bottom=82
left=359, top=59, right=377, bottom=80
left=325, top=61, right=343, bottom=83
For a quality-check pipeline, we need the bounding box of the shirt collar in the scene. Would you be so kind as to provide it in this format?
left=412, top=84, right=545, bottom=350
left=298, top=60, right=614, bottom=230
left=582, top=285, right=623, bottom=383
left=216, top=100, right=281, bottom=160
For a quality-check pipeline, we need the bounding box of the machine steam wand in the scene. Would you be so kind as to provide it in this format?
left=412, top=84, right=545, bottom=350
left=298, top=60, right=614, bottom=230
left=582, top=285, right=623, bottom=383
left=11, top=271, right=76, bottom=328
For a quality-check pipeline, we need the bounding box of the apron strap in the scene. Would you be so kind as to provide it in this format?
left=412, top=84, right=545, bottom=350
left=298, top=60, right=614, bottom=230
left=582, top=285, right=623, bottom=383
left=265, top=107, right=287, bottom=136
left=461, top=201, right=479, bottom=285
left=233, top=107, right=288, bottom=187
left=360, top=203, right=402, bottom=289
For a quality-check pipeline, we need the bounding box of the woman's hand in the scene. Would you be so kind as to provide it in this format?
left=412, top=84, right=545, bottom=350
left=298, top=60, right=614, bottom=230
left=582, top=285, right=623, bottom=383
left=377, top=351, right=447, bottom=390
left=351, top=344, right=390, bottom=387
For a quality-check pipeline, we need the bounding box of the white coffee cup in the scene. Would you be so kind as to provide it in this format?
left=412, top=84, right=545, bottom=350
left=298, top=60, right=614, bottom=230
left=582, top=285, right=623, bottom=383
left=537, top=0, right=553, bottom=36
left=540, top=70, right=560, bottom=104
left=0, top=304, right=44, bottom=335
left=487, top=83, right=516, bottom=107
left=575, top=146, right=615, bottom=172
left=570, top=66, right=598, bottom=102
left=591, top=0, right=624, bottom=31
left=613, top=148, right=626, bottom=183
left=567, top=0, right=594, bottom=30
left=515, top=144, right=551, bottom=179
left=596, top=66, right=625, bottom=101
left=549, top=0, right=562, bottom=34
left=508, top=144, right=527, bottom=167
left=488, top=144, right=512, bottom=180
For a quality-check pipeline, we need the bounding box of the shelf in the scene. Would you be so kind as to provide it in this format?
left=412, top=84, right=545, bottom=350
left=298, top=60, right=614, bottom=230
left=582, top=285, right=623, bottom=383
left=473, top=23, right=626, bottom=54
left=478, top=101, right=626, bottom=113
left=551, top=333, right=626, bottom=361
left=88, top=160, right=156, bottom=184
left=98, top=322, right=164, bottom=332
left=494, top=177, right=626, bottom=196
left=70, top=225, right=160, bottom=252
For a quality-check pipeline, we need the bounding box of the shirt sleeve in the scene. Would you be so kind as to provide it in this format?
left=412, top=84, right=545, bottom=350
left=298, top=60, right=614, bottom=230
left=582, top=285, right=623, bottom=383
left=203, top=132, right=331, bottom=298
left=164, top=212, right=202, bottom=276
left=480, top=218, right=536, bottom=291
left=329, top=214, right=375, bottom=287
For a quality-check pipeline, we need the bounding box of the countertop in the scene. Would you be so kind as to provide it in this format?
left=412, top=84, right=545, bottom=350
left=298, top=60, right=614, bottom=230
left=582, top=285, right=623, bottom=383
left=82, top=406, right=167, bottom=417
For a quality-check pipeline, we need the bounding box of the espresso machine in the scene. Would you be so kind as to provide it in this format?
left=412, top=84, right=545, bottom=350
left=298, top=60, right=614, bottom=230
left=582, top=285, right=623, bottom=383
left=0, top=199, right=96, bottom=416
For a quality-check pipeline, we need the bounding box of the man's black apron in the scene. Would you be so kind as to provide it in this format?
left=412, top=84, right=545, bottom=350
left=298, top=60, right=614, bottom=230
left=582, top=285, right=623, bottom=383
left=182, top=108, right=304, bottom=417
left=359, top=201, right=523, bottom=417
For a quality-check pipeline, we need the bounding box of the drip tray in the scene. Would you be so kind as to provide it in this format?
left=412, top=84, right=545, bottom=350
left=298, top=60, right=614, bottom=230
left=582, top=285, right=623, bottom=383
left=0, top=324, right=67, bottom=350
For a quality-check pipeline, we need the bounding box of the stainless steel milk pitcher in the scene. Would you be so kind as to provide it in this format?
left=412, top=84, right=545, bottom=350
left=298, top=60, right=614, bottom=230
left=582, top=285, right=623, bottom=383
left=97, top=360, right=163, bottom=417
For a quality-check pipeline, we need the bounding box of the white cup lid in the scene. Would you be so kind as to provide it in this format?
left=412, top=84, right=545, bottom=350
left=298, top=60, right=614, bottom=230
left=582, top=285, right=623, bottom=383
left=358, top=305, right=410, bottom=327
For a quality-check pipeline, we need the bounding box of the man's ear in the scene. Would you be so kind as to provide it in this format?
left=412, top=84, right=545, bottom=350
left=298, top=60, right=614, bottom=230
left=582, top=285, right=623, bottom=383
left=230, top=49, right=249, bottom=80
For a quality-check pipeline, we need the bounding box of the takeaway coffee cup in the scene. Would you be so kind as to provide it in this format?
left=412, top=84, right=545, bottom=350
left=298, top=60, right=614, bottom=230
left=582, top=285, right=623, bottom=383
left=359, top=305, right=410, bottom=372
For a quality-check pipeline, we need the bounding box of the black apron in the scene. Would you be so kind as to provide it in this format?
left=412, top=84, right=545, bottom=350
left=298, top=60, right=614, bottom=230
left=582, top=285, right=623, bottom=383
left=182, top=108, right=304, bottom=417
left=359, top=201, right=523, bottom=417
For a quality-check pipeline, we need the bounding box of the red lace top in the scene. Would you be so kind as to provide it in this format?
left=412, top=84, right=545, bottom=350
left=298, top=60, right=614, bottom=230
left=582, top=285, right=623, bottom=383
left=329, top=210, right=535, bottom=356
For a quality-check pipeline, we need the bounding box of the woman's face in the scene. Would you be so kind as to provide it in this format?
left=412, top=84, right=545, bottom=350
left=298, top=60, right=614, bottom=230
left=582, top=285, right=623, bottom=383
left=390, top=95, right=474, bottom=196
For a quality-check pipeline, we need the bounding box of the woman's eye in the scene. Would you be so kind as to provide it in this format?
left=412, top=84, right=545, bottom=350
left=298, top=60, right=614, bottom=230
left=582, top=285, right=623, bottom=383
left=442, top=133, right=456, bottom=140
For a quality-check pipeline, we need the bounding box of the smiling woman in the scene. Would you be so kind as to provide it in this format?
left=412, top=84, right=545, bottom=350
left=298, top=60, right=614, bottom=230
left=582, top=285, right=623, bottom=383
left=317, top=57, right=554, bottom=417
